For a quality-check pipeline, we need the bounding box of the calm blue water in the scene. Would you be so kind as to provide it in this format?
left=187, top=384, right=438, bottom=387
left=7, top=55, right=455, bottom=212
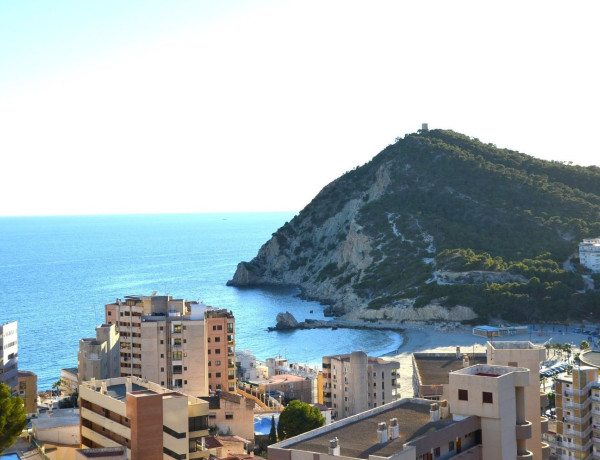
left=1, top=455, right=20, bottom=460
left=0, top=213, right=402, bottom=389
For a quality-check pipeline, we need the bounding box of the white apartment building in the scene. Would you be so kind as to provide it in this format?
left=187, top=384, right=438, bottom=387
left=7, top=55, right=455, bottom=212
left=322, top=351, right=400, bottom=420
left=1, top=320, right=18, bottom=392
left=579, top=238, right=600, bottom=273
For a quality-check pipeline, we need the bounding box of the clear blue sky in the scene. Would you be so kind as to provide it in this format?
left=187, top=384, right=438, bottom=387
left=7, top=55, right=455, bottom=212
left=1, top=1, right=598, bottom=216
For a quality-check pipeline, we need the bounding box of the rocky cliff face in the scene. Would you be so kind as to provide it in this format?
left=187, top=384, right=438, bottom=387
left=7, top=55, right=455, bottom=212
left=229, top=129, right=600, bottom=322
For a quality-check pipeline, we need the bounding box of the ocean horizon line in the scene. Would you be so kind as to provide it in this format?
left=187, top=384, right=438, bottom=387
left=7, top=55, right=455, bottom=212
left=0, top=210, right=298, bottom=219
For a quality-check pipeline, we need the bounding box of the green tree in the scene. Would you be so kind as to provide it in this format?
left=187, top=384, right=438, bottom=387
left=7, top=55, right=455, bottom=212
left=277, top=400, right=325, bottom=440
left=580, top=340, right=590, bottom=351
left=52, top=379, right=62, bottom=396
left=268, top=415, right=277, bottom=445
left=0, top=383, right=27, bottom=453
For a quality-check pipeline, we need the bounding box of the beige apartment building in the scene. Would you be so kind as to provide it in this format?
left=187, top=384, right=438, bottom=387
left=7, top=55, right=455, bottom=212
left=79, top=323, right=121, bottom=383
left=1, top=320, right=18, bottom=392
left=203, top=391, right=255, bottom=442
left=446, top=363, right=549, bottom=459
left=322, top=351, right=400, bottom=420
left=486, top=340, right=547, bottom=459
left=205, top=309, right=236, bottom=392
left=18, top=370, right=38, bottom=414
left=79, top=376, right=210, bottom=460
left=270, top=359, right=548, bottom=460
left=105, top=295, right=233, bottom=396
left=412, top=351, right=487, bottom=399
left=553, top=366, right=596, bottom=459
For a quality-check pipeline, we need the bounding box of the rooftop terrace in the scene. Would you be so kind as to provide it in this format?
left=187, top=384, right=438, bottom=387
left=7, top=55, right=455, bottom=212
left=283, top=399, right=456, bottom=459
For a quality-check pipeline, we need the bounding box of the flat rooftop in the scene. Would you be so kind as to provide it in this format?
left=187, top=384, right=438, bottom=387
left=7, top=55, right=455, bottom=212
left=581, top=351, right=600, bottom=369
left=104, top=383, right=148, bottom=400
left=414, top=354, right=487, bottom=386
left=286, top=400, right=455, bottom=458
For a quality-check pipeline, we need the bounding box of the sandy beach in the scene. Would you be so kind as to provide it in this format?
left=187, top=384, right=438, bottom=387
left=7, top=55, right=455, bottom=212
left=381, top=323, right=592, bottom=398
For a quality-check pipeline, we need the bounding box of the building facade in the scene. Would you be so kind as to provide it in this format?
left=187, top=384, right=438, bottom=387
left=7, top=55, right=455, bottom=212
left=486, top=340, right=547, bottom=459
left=322, top=351, right=400, bottom=420
left=79, top=376, right=210, bottom=460
left=579, top=238, right=600, bottom=273
left=1, top=320, right=18, bottom=392
left=554, top=366, right=596, bottom=458
left=18, top=370, right=38, bottom=414
left=205, top=309, right=236, bottom=392
left=79, top=323, right=121, bottom=383
left=270, top=361, right=549, bottom=460
left=105, top=295, right=216, bottom=396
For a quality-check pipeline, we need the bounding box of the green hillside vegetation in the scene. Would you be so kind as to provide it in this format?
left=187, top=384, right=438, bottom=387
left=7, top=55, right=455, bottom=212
left=236, top=129, right=600, bottom=322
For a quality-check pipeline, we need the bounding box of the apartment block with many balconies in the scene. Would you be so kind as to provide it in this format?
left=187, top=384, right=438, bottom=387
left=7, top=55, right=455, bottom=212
left=554, top=366, right=597, bottom=459
left=79, top=376, right=210, bottom=460
left=105, top=295, right=235, bottom=396
left=322, top=351, right=400, bottom=420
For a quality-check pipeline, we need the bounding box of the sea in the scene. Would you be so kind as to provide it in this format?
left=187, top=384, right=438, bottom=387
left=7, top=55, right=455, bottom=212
left=0, top=213, right=402, bottom=390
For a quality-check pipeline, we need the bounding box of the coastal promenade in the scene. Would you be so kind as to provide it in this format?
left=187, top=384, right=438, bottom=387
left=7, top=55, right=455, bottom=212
left=302, top=319, right=591, bottom=398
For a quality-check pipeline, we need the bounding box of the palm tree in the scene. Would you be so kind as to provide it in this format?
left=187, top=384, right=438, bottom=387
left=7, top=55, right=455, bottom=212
left=541, top=376, right=548, bottom=392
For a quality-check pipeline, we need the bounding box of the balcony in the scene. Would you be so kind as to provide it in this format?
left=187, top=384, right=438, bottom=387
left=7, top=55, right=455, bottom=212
left=516, top=421, right=533, bottom=440
left=541, top=442, right=550, bottom=460
left=516, top=450, right=533, bottom=459
left=540, top=416, right=549, bottom=433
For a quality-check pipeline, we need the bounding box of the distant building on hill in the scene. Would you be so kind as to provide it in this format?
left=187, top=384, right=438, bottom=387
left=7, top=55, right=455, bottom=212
left=322, top=351, right=400, bottom=420
left=579, top=238, right=600, bottom=272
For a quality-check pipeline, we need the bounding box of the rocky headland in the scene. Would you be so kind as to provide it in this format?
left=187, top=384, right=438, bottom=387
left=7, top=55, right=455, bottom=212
left=229, top=129, right=600, bottom=323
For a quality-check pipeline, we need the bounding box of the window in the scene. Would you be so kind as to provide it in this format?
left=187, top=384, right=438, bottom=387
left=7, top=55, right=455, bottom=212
left=173, top=351, right=182, bottom=360
left=160, top=340, right=164, bottom=344
left=160, top=326, right=164, bottom=331
left=215, top=337, right=221, bottom=342
left=161, top=367, right=164, bottom=372
left=215, top=349, right=221, bottom=354
left=227, top=323, right=234, bottom=333
left=161, top=354, right=164, bottom=358
left=482, top=392, right=493, bottom=404
left=508, top=361, right=518, bottom=367
left=458, top=389, right=468, bottom=401
left=449, top=441, right=454, bottom=451
left=208, top=361, right=211, bottom=367
left=216, top=372, right=221, bottom=378
left=173, top=365, right=183, bottom=374
left=434, top=447, right=440, bottom=458
left=215, top=360, right=221, bottom=366
left=225, top=412, right=233, bottom=420
left=108, top=311, right=112, bottom=316
left=207, top=338, right=211, bottom=343
left=189, top=415, right=209, bottom=432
